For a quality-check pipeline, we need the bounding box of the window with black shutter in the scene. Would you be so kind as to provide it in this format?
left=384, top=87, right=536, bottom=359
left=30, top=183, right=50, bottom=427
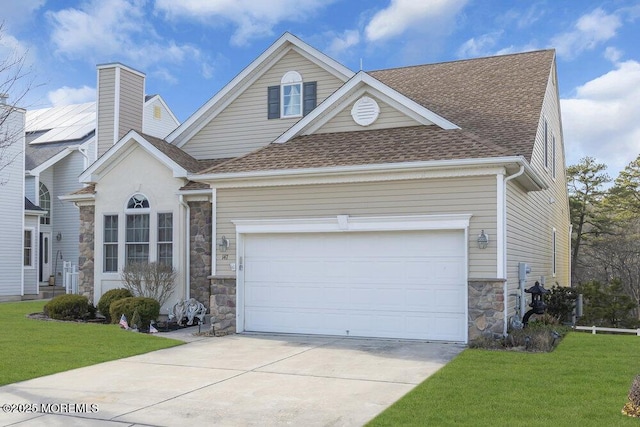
left=267, top=85, right=280, bottom=119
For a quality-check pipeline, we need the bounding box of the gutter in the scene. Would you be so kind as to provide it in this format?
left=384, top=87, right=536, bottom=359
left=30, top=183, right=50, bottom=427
left=501, top=165, right=525, bottom=336
left=178, top=195, right=190, bottom=302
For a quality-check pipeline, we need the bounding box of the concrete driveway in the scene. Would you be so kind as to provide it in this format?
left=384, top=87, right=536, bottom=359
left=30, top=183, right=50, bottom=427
left=0, top=332, right=463, bottom=426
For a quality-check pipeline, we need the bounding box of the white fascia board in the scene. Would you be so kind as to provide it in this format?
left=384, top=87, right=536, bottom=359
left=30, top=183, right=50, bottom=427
left=28, top=146, right=79, bottom=175
left=58, top=193, right=95, bottom=203
left=192, top=156, right=545, bottom=190
left=233, top=214, right=472, bottom=234
left=79, top=130, right=188, bottom=183
left=275, top=72, right=459, bottom=143
left=167, top=32, right=354, bottom=146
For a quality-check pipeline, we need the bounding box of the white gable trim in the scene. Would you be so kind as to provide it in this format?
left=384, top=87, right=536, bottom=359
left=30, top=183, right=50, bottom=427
left=276, top=72, right=459, bottom=143
left=167, top=32, right=354, bottom=147
left=27, top=146, right=79, bottom=175
left=79, top=130, right=188, bottom=183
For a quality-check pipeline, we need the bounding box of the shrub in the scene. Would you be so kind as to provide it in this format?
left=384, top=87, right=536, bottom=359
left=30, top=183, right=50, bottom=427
left=545, top=284, right=578, bottom=324
left=120, top=262, right=177, bottom=307
left=623, top=375, right=640, bottom=418
left=469, top=324, right=570, bottom=352
left=44, top=294, right=89, bottom=321
left=97, top=288, right=133, bottom=322
left=576, top=280, right=639, bottom=328
left=109, top=297, right=160, bottom=331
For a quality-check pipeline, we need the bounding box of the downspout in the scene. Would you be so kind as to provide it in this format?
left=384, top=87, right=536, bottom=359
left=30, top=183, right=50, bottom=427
left=502, top=165, right=525, bottom=336
left=178, top=195, right=190, bottom=301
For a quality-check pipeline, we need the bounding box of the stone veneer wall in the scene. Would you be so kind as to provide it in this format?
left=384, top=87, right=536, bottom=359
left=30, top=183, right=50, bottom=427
left=468, top=279, right=505, bottom=339
left=78, top=205, right=95, bottom=301
left=189, top=201, right=212, bottom=308
left=209, top=276, right=236, bottom=333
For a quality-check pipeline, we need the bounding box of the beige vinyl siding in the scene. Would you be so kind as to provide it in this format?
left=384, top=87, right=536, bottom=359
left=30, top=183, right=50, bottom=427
left=315, top=94, right=421, bottom=134
left=183, top=49, right=345, bottom=160
left=117, top=68, right=144, bottom=139
left=506, top=63, right=570, bottom=318
left=215, top=176, right=498, bottom=278
left=97, top=68, right=116, bottom=158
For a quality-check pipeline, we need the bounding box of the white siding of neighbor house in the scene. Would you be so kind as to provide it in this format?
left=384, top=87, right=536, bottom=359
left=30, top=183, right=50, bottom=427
left=214, top=175, right=498, bottom=278
left=315, top=93, right=421, bottom=134
left=505, top=64, right=570, bottom=320
left=93, top=145, right=186, bottom=311
left=51, top=150, right=85, bottom=283
left=0, top=106, right=25, bottom=300
left=143, top=97, right=179, bottom=139
left=23, top=215, right=39, bottom=295
left=182, top=49, right=345, bottom=160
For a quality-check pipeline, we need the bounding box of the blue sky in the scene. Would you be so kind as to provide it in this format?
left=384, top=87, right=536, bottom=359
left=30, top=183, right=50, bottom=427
left=2, top=0, right=639, bottom=178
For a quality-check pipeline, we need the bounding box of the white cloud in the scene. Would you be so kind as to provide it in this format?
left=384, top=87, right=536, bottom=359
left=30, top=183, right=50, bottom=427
left=561, top=60, right=640, bottom=177
left=0, top=0, right=46, bottom=30
left=364, top=0, right=467, bottom=42
left=155, top=0, right=335, bottom=46
left=457, top=32, right=502, bottom=58
left=47, top=0, right=201, bottom=69
left=604, top=46, right=623, bottom=63
left=326, top=29, right=360, bottom=58
left=47, top=86, right=95, bottom=106
left=550, top=8, right=622, bottom=59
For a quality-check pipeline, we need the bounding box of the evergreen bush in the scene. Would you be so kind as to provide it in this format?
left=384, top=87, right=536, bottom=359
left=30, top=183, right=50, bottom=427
left=97, top=288, right=133, bottom=322
left=109, top=297, right=160, bottom=331
left=44, top=294, right=89, bottom=321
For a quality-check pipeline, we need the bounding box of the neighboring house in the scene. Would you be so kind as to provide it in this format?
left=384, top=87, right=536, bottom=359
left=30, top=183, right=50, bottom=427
left=0, top=95, right=27, bottom=301
left=19, top=63, right=179, bottom=299
left=69, top=33, right=570, bottom=343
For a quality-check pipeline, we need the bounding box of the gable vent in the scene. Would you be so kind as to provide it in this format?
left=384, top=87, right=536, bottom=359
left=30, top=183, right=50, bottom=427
left=351, top=96, right=380, bottom=126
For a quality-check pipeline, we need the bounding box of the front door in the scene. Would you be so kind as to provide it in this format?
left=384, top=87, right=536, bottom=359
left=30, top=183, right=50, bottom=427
left=39, top=232, right=51, bottom=283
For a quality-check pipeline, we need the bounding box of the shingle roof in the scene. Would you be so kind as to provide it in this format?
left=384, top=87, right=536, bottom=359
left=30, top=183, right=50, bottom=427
left=141, top=133, right=209, bottom=174
left=25, top=140, right=79, bottom=170
left=70, top=184, right=96, bottom=195
left=24, top=197, right=44, bottom=211
left=200, top=50, right=554, bottom=175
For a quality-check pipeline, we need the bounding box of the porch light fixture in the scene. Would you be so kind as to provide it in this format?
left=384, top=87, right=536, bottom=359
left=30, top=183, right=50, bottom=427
left=477, top=230, right=489, bottom=249
left=218, top=236, right=230, bottom=252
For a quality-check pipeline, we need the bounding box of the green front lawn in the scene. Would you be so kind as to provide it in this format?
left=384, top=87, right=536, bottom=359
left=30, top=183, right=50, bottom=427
left=370, top=333, right=640, bottom=426
left=0, top=300, right=182, bottom=386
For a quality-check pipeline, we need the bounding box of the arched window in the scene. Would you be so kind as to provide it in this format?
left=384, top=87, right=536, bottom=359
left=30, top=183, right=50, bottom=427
left=125, top=194, right=150, bottom=264
left=281, top=71, right=302, bottom=117
left=39, top=183, right=51, bottom=225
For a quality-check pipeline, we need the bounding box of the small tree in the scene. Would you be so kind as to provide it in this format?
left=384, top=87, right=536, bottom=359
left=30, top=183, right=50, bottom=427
left=576, top=280, right=638, bottom=328
left=120, top=262, right=177, bottom=307
left=545, top=284, right=578, bottom=324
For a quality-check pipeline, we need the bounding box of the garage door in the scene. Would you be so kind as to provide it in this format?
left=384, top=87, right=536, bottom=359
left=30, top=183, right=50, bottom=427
left=242, top=230, right=467, bottom=341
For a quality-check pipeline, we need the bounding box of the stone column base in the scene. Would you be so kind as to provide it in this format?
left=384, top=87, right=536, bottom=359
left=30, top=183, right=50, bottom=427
left=209, top=276, right=236, bottom=334
left=468, top=279, right=505, bottom=340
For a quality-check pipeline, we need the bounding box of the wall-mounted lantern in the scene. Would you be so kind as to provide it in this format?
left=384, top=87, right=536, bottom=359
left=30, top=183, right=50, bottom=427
left=218, top=236, right=230, bottom=252
left=477, top=230, right=489, bottom=249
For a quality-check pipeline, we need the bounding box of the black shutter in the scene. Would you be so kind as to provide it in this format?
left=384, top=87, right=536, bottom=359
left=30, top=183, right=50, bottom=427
left=267, top=85, right=280, bottom=119
left=303, top=81, right=317, bottom=116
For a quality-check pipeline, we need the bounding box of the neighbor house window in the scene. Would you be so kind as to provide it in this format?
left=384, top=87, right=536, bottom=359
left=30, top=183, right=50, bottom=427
left=552, top=134, right=556, bottom=179
left=104, top=215, right=118, bottom=272
left=267, top=71, right=317, bottom=119
left=24, top=229, right=33, bottom=267
left=543, top=119, right=549, bottom=169
left=39, top=183, right=50, bottom=225
left=126, top=194, right=149, bottom=264
left=552, top=228, right=557, bottom=277
left=157, top=213, right=173, bottom=267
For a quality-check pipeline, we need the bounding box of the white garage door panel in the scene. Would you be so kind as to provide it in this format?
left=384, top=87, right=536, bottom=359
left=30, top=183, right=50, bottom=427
left=243, top=230, right=467, bottom=341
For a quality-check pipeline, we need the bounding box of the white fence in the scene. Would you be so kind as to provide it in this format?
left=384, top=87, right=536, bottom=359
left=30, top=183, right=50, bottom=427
left=574, top=325, right=640, bottom=336
left=62, top=261, right=79, bottom=294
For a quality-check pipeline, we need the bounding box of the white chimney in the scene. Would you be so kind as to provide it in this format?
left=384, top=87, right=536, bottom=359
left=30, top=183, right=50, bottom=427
left=95, top=63, right=145, bottom=158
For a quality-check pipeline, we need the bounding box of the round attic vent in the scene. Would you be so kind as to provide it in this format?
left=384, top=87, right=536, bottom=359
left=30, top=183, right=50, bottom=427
left=351, top=96, right=380, bottom=126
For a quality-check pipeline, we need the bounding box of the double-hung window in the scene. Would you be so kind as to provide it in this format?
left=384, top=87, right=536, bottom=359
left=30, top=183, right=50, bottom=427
left=157, top=213, right=173, bottom=267
left=281, top=71, right=302, bottom=117
left=125, top=194, right=150, bottom=265
left=104, top=215, right=118, bottom=272
left=267, top=71, right=317, bottom=119
left=24, top=230, right=33, bottom=267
